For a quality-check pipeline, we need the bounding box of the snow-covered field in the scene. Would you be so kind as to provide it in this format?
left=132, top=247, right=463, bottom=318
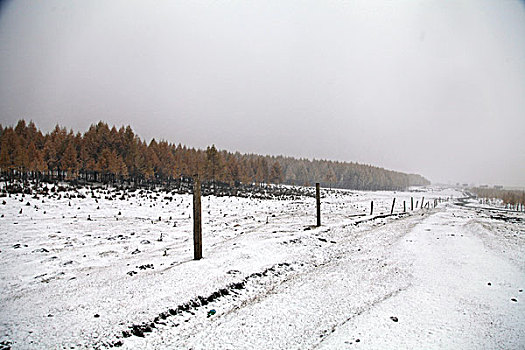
left=0, top=184, right=523, bottom=349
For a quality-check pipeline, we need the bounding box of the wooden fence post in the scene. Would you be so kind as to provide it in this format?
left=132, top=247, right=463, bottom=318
left=421, top=197, right=425, bottom=209
left=403, top=200, right=406, bottom=213
left=193, top=174, right=202, bottom=260
left=411, top=197, right=413, bottom=211
left=316, top=183, right=321, bottom=227
left=391, top=198, right=396, bottom=215
left=370, top=201, right=374, bottom=215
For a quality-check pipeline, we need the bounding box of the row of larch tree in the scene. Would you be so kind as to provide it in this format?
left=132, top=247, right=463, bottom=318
left=0, top=120, right=429, bottom=190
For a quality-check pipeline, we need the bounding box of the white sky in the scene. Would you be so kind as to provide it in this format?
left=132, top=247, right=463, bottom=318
left=0, top=0, right=524, bottom=186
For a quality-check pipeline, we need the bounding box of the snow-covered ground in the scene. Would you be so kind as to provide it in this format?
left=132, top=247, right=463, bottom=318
left=0, top=185, right=523, bottom=349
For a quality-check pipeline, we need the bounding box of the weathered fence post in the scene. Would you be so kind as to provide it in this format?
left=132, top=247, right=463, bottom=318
left=316, top=183, right=321, bottom=227
left=370, top=201, right=374, bottom=215
left=411, top=197, right=413, bottom=211
left=421, top=197, right=425, bottom=209
left=391, top=198, right=396, bottom=215
left=193, top=174, right=202, bottom=260
left=403, top=200, right=406, bottom=213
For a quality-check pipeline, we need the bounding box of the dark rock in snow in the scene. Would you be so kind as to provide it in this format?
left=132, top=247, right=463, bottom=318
left=511, top=298, right=517, bottom=302
left=488, top=282, right=491, bottom=286
left=131, top=326, right=144, bottom=337
left=0, top=339, right=13, bottom=350
left=231, top=282, right=244, bottom=290
left=33, top=248, right=49, bottom=253
left=137, top=264, right=154, bottom=270
left=390, top=316, right=399, bottom=322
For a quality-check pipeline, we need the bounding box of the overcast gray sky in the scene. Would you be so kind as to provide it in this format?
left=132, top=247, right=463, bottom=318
left=1, top=0, right=524, bottom=186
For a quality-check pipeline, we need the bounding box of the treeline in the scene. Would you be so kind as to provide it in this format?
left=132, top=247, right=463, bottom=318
left=471, top=187, right=525, bottom=207
left=0, top=120, right=429, bottom=190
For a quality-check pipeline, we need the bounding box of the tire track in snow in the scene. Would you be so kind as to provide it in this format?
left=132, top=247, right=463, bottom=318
left=123, top=210, right=432, bottom=349
left=316, top=206, right=525, bottom=349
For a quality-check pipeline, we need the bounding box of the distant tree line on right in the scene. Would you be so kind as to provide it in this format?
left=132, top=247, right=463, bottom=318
left=254, top=154, right=429, bottom=190
left=471, top=187, right=525, bottom=208
left=0, top=120, right=430, bottom=191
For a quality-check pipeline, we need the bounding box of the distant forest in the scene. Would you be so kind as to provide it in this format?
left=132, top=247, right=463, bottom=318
left=471, top=187, right=525, bottom=208
left=0, top=120, right=429, bottom=191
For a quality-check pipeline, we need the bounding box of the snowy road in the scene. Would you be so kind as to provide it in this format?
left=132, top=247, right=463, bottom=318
left=318, top=207, right=525, bottom=349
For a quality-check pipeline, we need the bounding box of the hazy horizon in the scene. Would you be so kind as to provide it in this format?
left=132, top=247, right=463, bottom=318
left=1, top=0, right=524, bottom=187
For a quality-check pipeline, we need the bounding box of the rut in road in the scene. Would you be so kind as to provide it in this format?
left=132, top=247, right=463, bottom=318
left=118, top=209, right=433, bottom=349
